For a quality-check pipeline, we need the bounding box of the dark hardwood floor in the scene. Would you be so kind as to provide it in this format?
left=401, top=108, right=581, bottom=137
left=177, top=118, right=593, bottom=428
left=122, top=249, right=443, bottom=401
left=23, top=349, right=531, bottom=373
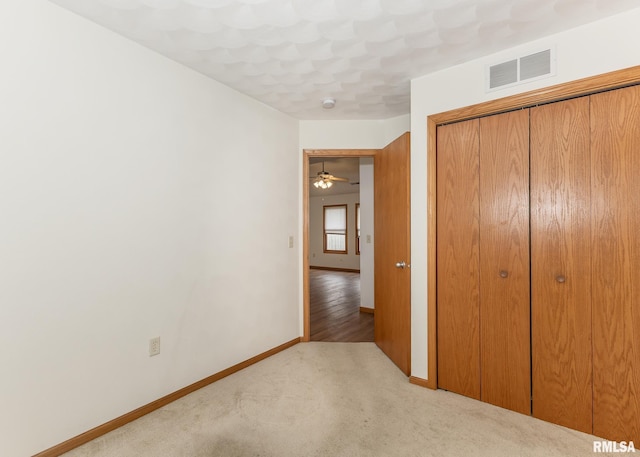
left=309, top=269, right=374, bottom=342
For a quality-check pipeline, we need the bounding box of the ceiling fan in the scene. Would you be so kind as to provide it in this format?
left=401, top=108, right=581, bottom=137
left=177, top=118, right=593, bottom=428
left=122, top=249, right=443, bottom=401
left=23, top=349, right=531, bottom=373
left=311, top=162, right=349, bottom=189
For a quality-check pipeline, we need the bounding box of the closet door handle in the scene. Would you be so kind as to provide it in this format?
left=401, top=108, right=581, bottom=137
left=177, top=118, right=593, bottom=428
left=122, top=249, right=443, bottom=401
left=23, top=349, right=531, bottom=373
left=556, top=275, right=566, bottom=284
left=499, top=270, right=509, bottom=278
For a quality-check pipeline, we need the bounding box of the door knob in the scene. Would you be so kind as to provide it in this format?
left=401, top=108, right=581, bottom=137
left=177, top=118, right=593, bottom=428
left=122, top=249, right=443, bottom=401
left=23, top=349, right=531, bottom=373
left=499, top=270, right=508, bottom=278
left=395, top=261, right=406, bottom=269
left=556, top=275, right=566, bottom=284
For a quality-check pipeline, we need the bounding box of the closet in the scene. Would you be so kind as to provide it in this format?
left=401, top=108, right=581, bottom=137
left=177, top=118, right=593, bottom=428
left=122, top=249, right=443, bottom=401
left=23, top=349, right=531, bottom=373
left=436, top=84, right=640, bottom=442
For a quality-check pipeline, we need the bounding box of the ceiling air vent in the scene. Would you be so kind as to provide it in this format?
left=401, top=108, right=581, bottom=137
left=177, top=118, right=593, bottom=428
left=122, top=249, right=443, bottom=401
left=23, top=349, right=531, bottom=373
left=486, top=47, right=556, bottom=92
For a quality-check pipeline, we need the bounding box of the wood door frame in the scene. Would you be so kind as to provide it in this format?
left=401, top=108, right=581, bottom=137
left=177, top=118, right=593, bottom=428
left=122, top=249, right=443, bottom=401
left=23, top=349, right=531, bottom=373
left=426, top=65, right=640, bottom=388
left=303, top=148, right=379, bottom=341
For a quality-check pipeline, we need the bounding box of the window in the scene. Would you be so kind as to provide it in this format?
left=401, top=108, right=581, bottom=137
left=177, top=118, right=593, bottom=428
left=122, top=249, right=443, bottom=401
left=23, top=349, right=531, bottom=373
left=323, top=205, right=347, bottom=254
left=356, top=203, right=361, bottom=255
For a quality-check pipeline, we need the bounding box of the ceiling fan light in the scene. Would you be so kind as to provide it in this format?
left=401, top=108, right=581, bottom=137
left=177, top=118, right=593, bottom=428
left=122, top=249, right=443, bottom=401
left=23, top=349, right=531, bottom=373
left=313, top=177, right=332, bottom=190
left=311, top=160, right=343, bottom=190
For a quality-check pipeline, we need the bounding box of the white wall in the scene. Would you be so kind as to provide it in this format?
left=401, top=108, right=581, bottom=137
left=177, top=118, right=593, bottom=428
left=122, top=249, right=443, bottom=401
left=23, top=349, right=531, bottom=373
left=410, top=7, right=640, bottom=380
left=0, top=2, right=300, bottom=456
left=381, top=115, right=413, bottom=147
left=299, top=115, right=410, bottom=150
left=309, top=193, right=360, bottom=270
left=359, top=158, right=375, bottom=310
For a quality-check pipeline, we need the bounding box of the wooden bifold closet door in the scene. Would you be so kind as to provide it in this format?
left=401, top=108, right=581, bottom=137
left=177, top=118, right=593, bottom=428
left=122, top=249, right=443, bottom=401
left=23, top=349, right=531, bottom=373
left=436, top=119, right=481, bottom=400
left=436, top=110, right=531, bottom=414
left=436, top=84, right=640, bottom=443
left=590, top=85, right=640, bottom=442
left=478, top=110, right=531, bottom=414
left=530, top=97, right=593, bottom=433
left=533, top=86, right=640, bottom=441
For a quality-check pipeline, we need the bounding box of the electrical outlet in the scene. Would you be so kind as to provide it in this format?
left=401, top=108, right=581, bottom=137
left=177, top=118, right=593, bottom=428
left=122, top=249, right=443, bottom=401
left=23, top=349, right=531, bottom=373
left=288, top=236, right=294, bottom=248
left=149, top=337, right=160, bottom=357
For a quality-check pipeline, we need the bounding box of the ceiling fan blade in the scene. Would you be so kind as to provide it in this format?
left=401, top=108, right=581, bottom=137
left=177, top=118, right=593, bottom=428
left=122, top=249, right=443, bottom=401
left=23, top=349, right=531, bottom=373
left=309, top=166, right=350, bottom=184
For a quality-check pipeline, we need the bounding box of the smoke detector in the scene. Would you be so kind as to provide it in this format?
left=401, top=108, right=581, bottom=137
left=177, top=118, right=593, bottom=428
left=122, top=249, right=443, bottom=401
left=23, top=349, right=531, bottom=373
left=322, top=98, right=336, bottom=109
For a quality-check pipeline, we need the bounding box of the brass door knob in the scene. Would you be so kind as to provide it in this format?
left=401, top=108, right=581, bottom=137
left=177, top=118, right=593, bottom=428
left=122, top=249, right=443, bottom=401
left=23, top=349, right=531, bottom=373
left=499, top=270, right=508, bottom=278
left=556, top=275, right=566, bottom=284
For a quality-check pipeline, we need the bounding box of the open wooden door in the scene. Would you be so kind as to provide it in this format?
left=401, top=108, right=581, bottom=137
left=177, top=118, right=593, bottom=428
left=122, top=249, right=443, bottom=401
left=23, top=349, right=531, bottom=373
left=374, top=132, right=411, bottom=375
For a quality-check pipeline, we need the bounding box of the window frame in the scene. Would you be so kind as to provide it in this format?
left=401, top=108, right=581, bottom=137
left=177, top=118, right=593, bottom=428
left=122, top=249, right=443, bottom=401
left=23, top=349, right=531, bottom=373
left=323, top=204, right=348, bottom=254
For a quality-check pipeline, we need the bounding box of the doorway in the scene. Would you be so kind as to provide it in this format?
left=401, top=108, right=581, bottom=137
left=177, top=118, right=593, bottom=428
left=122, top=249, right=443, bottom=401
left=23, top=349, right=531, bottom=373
left=303, top=133, right=412, bottom=375
left=303, top=150, right=377, bottom=342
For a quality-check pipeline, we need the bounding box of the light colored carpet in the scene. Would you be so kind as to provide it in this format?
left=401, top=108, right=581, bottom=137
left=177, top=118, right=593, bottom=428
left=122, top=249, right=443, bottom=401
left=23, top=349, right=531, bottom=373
left=64, top=342, right=603, bottom=457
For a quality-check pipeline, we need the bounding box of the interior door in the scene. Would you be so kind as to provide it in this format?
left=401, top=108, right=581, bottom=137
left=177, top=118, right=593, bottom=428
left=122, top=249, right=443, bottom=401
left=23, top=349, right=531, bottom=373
left=530, top=97, right=593, bottom=433
left=374, top=132, right=411, bottom=375
left=478, top=109, right=531, bottom=415
left=591, top=85, right=640, bottom=443
left=436, top=119, right=481, bottom=399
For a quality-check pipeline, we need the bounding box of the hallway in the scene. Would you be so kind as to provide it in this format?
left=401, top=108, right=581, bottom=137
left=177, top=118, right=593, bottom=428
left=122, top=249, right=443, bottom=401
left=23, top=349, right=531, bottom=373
left=309, top=269, right=374, bottom=342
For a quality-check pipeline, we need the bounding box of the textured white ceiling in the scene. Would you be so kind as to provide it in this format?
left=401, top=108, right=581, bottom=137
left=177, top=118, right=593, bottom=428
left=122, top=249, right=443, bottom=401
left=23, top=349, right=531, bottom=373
left=49, top=0, right=640, bottom=119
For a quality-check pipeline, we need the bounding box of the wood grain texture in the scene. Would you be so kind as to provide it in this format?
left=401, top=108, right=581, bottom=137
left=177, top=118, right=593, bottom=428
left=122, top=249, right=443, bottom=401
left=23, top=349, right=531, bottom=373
left=479, top=109, right=531, bottom=415
left=427, top=66, right=640, bottom=396
left=591, top=85, right=640, bottom=443
left=409, top=376, right=430, bottom=388
left=427, top=117, right=438, bottom=389
left=436, top=119, right=481, bottom=400
left=33, top=338, right=301, bottom=457
left=427, top=67, right=640, bottom=437
left=374, top=132, right=411, bottom=375
left=302, top=152, right=311, bottom=341
left=309, top=269, right=374, bottom=342
left=530, top=97, right=592, bottom=433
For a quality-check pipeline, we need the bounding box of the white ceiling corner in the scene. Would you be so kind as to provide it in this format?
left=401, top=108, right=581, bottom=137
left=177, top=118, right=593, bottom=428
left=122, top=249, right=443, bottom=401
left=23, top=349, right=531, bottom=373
left=48, top=0, right=640, bottom=120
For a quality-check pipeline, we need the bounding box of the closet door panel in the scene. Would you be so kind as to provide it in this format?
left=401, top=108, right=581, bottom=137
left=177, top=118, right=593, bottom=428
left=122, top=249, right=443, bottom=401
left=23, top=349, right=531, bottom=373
left=591, top=85, right=640, bottom=443
left=530, top=97, right=592, bottom=433
left=436, top=119, right=481, bottom=399
left=479, top=109, right=531, bottom=414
